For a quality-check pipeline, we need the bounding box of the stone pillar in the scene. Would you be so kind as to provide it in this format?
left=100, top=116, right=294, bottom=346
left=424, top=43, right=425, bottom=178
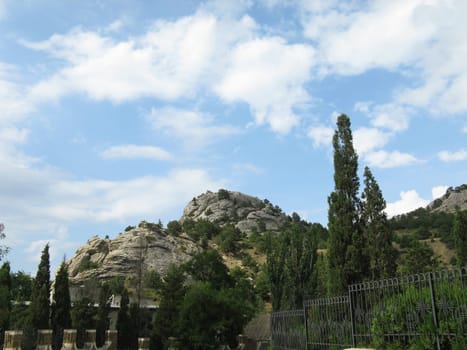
left=104, top=330, right=117, bottom=350
left=61, top=330, right=77, bottom=350
left=36, top=330, right=53, bottom=350
left=83, top=330, right=97, bottom=350
left=137, top=337, right=150, bottom=350
left=3, top=331, right=22, bottom=350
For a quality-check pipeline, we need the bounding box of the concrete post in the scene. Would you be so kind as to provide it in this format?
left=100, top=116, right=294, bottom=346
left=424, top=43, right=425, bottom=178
left=36, top=330, right=53, bottom=350
left=83, top=330, right=97, bottom=350
left=61, top=330, right=77, bottom=350
left=104, top=330, right=117, bottom=350
left=137, top=337, right=150, bottom=350
left=3, top=330, right=23, bottom=350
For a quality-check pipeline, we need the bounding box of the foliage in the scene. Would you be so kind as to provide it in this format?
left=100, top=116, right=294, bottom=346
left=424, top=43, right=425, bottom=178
left=116, top=288, right=132, bottom=350
left=452, top=210, right=467, bottom=266
left=95, top=283, right=111, bottom=347
left=125, top=225, right=136, bottom=232
left=214, top=224, right=243, bottom=254
left=71, top=297, right=95, bottom=348
left=184, top=250, right=232, bottom=289
left=0, top=223, right=9, bottom=261
left=0, top=262, right=11, bottom=348
left=398, top=241, right=440, bottom=274
left=77, top=259, right=100, bottom=272
left=10, top=271, right=33, bottom=301
left=361, top=166, right=397, bottom=279
left=51, top=262, right=71, bottom=350
left=267, top=217, right=319, bottom=310
left=217, top=189, right=231, bottom=200
left=182, top=218, right=221, bottom=242
left=166, top=220, right=182, bottom=235
left=327, top=115, right=366, bottom=293
left=29, top=244, right=51, bottom=330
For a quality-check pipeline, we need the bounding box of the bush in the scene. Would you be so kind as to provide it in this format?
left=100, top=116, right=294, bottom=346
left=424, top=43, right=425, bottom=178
left=218, top=189, right=230, bottom=200
left=167, top=220, right=182, bottom=235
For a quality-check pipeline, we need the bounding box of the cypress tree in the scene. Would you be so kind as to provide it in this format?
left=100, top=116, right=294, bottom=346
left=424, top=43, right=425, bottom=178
left=95, top=283, right=111, bottom=347
left=327, top=115, right=365, bottom=293
left=0, top=262, right=11, bottom=348
left=453, top=210, right=467, bottom=266
left=361, top=166, right=397, bottom=279
left=29, top=244, right=51, bottom=329
left=116, top=288, right=131, bottom=350
left=51, top=262, right=71, bottom=350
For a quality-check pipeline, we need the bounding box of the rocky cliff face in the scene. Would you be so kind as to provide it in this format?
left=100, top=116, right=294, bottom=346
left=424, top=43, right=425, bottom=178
left=428, top=184, right=467, bottom=213
left=180, top=189, right=288, bottom=234
left=66, top=221, right=201, bottom=284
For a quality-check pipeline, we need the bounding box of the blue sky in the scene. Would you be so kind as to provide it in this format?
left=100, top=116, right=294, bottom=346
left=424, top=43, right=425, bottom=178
left=0, top=0, right=466, bottom=274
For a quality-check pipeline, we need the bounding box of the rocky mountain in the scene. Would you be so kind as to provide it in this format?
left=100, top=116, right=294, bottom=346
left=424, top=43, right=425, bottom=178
left=66, top=189, right=287, bottom=286
left=427, top=184, right=467, bottom=213
left=180, top=189, right=288, bottom=234
left=67, top=221, right=201, bottom=285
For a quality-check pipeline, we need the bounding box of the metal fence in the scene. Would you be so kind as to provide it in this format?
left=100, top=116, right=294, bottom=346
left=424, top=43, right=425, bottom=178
left=271, top=266, right=467, bottom=350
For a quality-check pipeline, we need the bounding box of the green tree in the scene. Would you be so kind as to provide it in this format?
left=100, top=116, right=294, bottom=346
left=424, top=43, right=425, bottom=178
left=116, top=288, right=132, bottom=350
left=184, top=250, right=232, bottom=289
left=29, top=244, right=51, bottom=330
left=361, top=166, right=397, bottom=279
left=327, top=114, right=366, bottom=293
left=71, top=297, right=95, bottom=348
left=166, top=220, right=182, bottom=235
left=0, top=224, right=9, bottom=262
left=0, top=262, right=11, bottom=348
left=151, top=264, right=187, bottom=350
left=51, top=262, right=71, bottom=350
left=10, top=271, right=33, bottom=302
left=95, top=283, right=111, bottom=347
left=452, top=210, right=467, bottom=266
left=399, top=241, right=440, bottom=274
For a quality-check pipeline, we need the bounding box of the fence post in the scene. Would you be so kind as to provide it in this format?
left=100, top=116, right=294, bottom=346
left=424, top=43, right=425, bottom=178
left=303, top=302, right=309, bottom=350
left=348, top=287, right=356, bottom=347
left=428, top=272, right=441, bottom=350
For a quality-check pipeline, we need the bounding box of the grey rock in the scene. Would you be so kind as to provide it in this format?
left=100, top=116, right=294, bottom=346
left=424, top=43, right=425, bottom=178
left=427, top=184, right=467, bottom=213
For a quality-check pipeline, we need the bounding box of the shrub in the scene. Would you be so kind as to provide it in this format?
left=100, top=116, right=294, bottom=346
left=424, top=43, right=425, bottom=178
left=218, top=189, right=230, bottom=200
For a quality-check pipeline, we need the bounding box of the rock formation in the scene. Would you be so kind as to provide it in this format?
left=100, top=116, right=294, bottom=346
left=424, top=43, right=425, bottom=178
left=427, top=184, right=467, bottom=213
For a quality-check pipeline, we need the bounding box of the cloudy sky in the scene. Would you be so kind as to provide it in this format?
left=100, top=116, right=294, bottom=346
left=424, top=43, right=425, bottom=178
left=1, top=0, right=466, bottom=274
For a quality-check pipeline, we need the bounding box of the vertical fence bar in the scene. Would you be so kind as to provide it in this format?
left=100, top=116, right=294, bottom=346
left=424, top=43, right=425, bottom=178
left=348, top=287, right=356, bottom=347
left=428, top=272, right=441, bottom=350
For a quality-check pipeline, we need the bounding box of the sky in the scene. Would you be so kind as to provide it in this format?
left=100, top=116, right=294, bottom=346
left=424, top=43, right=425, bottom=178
left=0, top=0, right=466, bottom=275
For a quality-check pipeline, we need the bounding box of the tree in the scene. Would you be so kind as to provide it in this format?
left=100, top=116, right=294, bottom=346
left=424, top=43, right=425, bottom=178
left=51, top=262, right=71, bottom=350
left=151, top=264, right=187, bottom=350
left=184, top=250, right=232, bottom=289
left=116, top=288, right=132, bottom=350
left=327, top=114, right=366, bottom=293
left=361, top=166, right=397, bottom=279
left=0, top=223, right=9, bottom=262
left=452, top=210, right=467, bottom=266
left=71, top=297, right=95, bottom=348
left=267, top=218, right=318, bottom=310
left=0, top=262, right=11, bottom=348
left=95, top=283, right=111, bottom=347
left=29, top=244, right=51, bottom=329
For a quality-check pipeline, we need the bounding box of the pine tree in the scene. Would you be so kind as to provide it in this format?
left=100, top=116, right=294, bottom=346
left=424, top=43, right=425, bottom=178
left=29, top=244, right=51, bottom=329
left=452, top=210, right=467, bottom=266
left=51, top=262, right=71, bottom=350
left=361, top=166, right=397, bottom=279
left=0, top=223, right=9, bottom=262
left=0, top=262, right=11, bottom=348
left=327, top=115, right=366, bottom=293
left=96, top=283, right=111, bottom=347
left=116, top=288, right=132, bottom=350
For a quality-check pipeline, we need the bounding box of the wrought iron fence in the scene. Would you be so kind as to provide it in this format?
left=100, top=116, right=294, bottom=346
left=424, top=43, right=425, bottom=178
left=270, top=266, right=467, bottom=350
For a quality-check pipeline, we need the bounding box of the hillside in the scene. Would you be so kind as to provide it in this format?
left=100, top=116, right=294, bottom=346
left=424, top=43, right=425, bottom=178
left=427, top=184, right=467, bottom=213
left=65, top=189, right=286, bottom=287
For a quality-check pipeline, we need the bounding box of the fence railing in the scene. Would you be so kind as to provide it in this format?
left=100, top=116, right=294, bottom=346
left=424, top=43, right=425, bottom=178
left=271, top=266, right=467, bottom=350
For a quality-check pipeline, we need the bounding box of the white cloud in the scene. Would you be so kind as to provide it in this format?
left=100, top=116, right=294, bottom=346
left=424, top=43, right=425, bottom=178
left=353, top=127, right=391, bottom=155
left=437, top=149, right=467, bottom=162
left=386, top=190, right=430, bottom=217
left=147, top=107, right=240, bottom=148
left=307, top=126, right=333, bottom=148
left=0, top=0, right=6, bottom=19
left=364, top=150, right=419, bottom=168
left=463, top=126, right=467, bottom=133
left=215, top=37, right=315, bottom=133
left=101, top=144, right=172, bottom=161
left=432, top=185, right=448, bottom=200
left=355, top=102, right=411, bottom=132
left=232, top=162, right=263, bottom=175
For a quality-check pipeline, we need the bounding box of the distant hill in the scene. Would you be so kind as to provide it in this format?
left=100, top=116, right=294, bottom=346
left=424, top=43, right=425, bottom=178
left=427, top=184, right=467, bottom=213
left=65, top=189, right=287, bottom=292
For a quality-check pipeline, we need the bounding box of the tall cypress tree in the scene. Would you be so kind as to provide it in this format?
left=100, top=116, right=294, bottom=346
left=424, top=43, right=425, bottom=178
left=95, top=283, right=111, bottom=347
left=361, top=166, right=397, bottom=279
left=0, top=262, right=11, bottom=348
left=116, top=288, right=132, bottom=350
left=327, top=115, right=366, bottom=293
left=51, top=262, right=71, bottom=350
left=453, top=210, right=467, bottom=266
left=29, top=244, right=51, bottom=329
